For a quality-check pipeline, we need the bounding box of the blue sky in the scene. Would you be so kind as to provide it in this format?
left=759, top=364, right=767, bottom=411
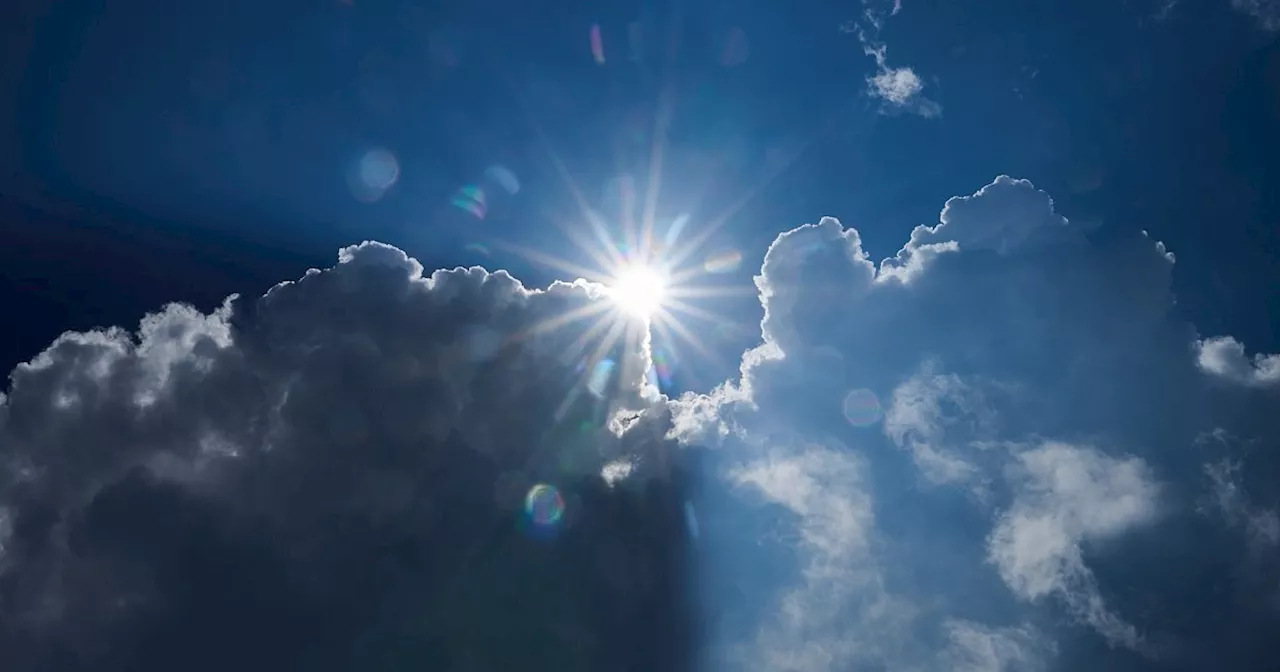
left=4, top=0, right=1277, bottom=366
left=1, top=0, right=1279, bottom=670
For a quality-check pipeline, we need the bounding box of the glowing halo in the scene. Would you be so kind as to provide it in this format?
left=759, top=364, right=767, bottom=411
left=493, top=92, right=798, bottom=407
left=609, top=264, right=667, bottom=318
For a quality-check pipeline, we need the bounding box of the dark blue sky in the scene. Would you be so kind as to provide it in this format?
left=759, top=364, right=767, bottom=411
left=2, top=0, right=1276, bottom=380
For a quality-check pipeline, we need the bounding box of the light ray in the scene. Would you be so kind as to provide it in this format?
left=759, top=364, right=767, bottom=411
left=652, top=306, right=728, bottom=372
left=638, top=82, right=677, bottom=262
left=539, top=208, right=626, bottom=277
left=521, top=301, right=613, bottom=339
left=664, top=99, right=868, bottom=273
left=496, top=241, right=615, bottom=286
left=638, top=9, right=683, bottom=262
left=661, top=297, right=733, bottom=326
left=666, top=284, right=757, bottom=300
left=562, top=304, right=625, bottom=366
left=512, top=83, right=628, bottom=272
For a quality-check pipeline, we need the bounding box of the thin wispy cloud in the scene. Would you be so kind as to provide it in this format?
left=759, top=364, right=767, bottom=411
left=848, top=0, right=941, bottom=116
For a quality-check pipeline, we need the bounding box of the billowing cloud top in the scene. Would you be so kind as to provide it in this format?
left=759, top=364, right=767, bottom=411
left=3, top=176, right=1279, bottom=671
left=671, top=175, right=1280, bottom=670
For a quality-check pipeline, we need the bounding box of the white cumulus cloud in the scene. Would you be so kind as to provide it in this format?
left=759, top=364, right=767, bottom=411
left=1196, top=335, right=1280, bottom=387
left=671, top=173, right=1280, bottom=670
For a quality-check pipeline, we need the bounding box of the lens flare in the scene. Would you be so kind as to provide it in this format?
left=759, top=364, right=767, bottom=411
left=524, top=483, right=566, bottom=526
left=451, top=184, right=488, bottom=219
left=648, top=345, right=679, bottom=391
left=587, top=358, right=615, bottom=398
left=664, top=214, right=690, bottom=247
left=484, top=165, right=521, bottom=195
left=842, top=388, right=883, bottom=427
left=347, top=147, right=400, bottom=202
left=703, top=249, right=743, bottom=274
left=590, top=24, right=605, bottom=64
left=359, top=148, right=400, bottom=190
left=684, top=501, right=700, bottom=540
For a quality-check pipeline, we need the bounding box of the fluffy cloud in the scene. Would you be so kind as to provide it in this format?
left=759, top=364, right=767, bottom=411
left=850, top=0, right=942, bottom=117
left=1196, top=335, right=1280, bottom=387
left=671, top=174, right=1280, bottom=670
left=0, top=242, right=693, bottom=670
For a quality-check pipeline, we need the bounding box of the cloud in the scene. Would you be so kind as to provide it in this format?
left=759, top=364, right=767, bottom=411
left=852, top=1, right=942, bottom=116
left=988, top=442, right=1159, bottom=652
left=1196, top=335, right=1280, bottom=387
left=882, top=364, right=996, bottom=486
left=1231, top=0, right=1280, bottom=30
left=0, top=242, right=694, bottom=670
left=671, top=174, right=1280, bottom=669
left=942, top=619, right=1049, bottom=671
left=7, top=174, right=1280, bottom=670
left=1201, top=457, right=1280, bottom=548
left=870, top=61, right=924, bottom=104
left=1196, top=429, right=1280, bottom=550
left=717, top=441, right=916, bottom=670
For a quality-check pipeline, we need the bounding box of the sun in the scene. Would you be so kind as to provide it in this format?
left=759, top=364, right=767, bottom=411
left=610, top=264, right=668, bottom=318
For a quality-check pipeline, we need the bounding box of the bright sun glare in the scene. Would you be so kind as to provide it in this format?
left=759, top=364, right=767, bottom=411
left=610, top=265, right=667, bottom=318
left=495, top=99, right=794, bottom=395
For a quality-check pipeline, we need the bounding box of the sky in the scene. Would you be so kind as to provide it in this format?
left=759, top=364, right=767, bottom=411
left=1, top=0, right=1279, bottom=670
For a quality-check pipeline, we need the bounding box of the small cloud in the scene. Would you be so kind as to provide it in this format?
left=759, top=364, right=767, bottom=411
left=870, top=66, right=924, bottom=105
left=1196, top=335, right=1280, bottom=387
left=853, top=2, right=941, bottom=116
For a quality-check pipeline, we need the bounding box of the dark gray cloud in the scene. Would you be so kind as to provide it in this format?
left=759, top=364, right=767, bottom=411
left=671, top=175, right=1280, bottom=670
left=0, top=242, right=694, bottom=671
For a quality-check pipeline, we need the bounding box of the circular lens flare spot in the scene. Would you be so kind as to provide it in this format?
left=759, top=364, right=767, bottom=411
left=524, top=483, right=566, bottom=526
left=611, top=265, right=666, bottom=317
left=842, top=388, right=883, bottom=427
left=359, top=148, right=400, bottom=190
